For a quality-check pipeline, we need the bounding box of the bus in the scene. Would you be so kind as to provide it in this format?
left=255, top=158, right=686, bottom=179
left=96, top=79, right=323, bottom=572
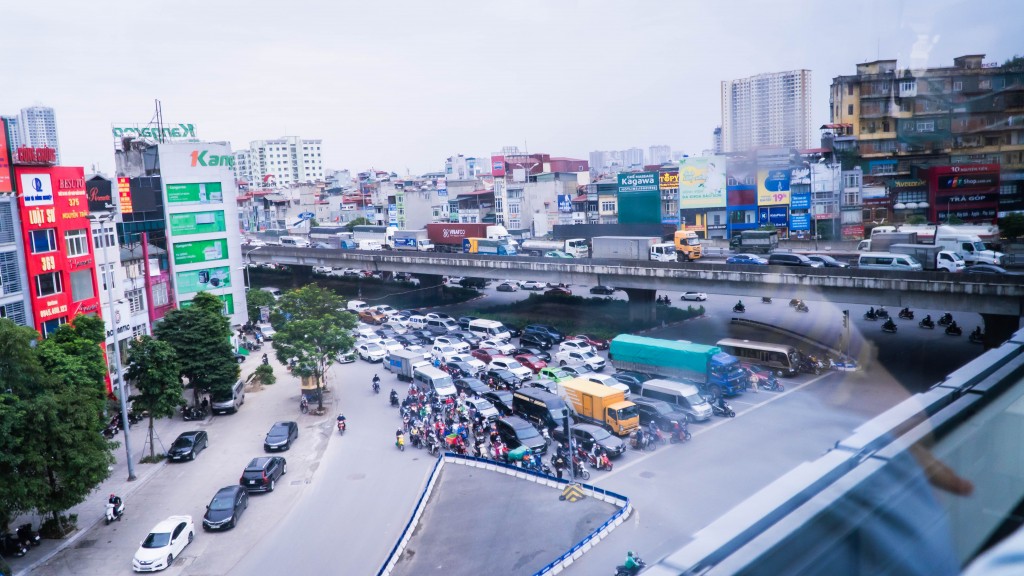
left=715, top=338, right=800, bottom=377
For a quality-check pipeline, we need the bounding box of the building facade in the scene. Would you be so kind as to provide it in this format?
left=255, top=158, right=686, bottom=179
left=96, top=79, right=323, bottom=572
left=233, top=137, right=324, bottom=189
left=721, top=70, right=813, bottom=153
left=5, top=107, right=61, bottom=163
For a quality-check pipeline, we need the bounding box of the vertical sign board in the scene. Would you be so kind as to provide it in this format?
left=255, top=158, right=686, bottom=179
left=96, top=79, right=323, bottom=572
left=0, top=118, right=12, bottom=192
left=117, top=177, right=133, bottom=214
left=557, top=194, right=573, bottom=213
left=491, top=155, right=506, bottom=177
left=617, top=171, right=660, bottom=224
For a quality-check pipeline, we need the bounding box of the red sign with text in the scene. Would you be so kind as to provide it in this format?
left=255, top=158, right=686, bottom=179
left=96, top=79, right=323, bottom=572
left=0, top=119, right=12, bottom=192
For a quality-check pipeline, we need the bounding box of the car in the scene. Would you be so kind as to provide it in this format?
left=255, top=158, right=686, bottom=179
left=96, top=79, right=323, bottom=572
left=965, top=264, right=1017, bottom=275
left=523, top=324, right=565, bottom=343
left=767, top=253, right=823, bottom=267
left=631, top=396, right=691, bottom=432
left=483, top=390, right=515, bottom=415
left=560, top=365, right=590, bottom=378
left=680, top=291, right=708, bottom=301
left=434, top=336, right=470, bottom=353
left=528, top=379, right=558, bottom=394
left=480, top=338, right=516, bottom=355
left=404, top=345, right=431, bottom=361
left=806, top=254, right=849, bottom=268
left=485, top=368, right=521, bottom=390
left=431, top=344, right=461, bottom=363
left=495, top=416, right=548, bottom=454
left=449, top=330, right=482, bottom=349
left=726, top=253, right=768, bottom=265
left=559, top=339, right=595, bottom=355
left=545, top=286, right=572, bottom=296
left=471, top=347, right=502, bottom=364
left=457, top=316, right=478, bottom=330
left=380, top=320, right=408, bottom=334
left=312, top=266, right=333, bottom=275
left=446, top=276, right=465, bottom=285
left=358, top=309, right=387, bottom=325
left=449, top=353, right=487, bottom=372
left=341, top=268, right=362, bottom=278
left=409, top=330, right=436, bottom=345
left=552, top=423, right=626, bottom=457
left=585, top=373, right=632, bottom=397
left=337, top=350, right=357, bottom=364
left=589, top=285, right=616, bottom=295
left=357, top=342, right=387, bottom=362
left=459, top=277, right=488, bottom=289
left=504, top=323, right=523, bottom=338
left=464, top=397, right=500, bottom=421
left=239, top=456, right=287, bottom=492
left=380, top=339, right=404, bottom=355
left=488, top=357, right=533, bottom=381
left=454, top=377, right=491, bottom=396
left=573, top=334, right=610, bottom=350
left=375, top=328, right=400, bottom=341
left=514, top=354, right=548, bottom=373
left=519, top=332, right=553, bottom=350
left=496, top=281, right=519, bottom=292
left=394, top=334, right=420, bottom=348
left=168, top=431, right=208, bottom=462
left=612, top=371, right=653, bottom=395
left=264, top=421, right=298, bottom=452
left=514, top=347, right=552, bottom=363
left=544, top=250, right=575, bottom=258
left=374, top=304, right=398, bottom=316
left=132, top=515, right=195, bottom=572
left=202, top=486, right=248, bottom=531
left=538, top=367, right=573, bottom=383
left=425, top=312, right=453, bottom=321
left=520, top=280, right=545, bottom=290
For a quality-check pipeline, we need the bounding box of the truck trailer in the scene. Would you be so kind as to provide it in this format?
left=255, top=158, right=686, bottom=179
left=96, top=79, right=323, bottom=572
left=426, top=223, right=513, bottom=253
left=888, top=244, right=965, bottom=272
left=520, top=238, right=588, bottom=258
left=609, top=334, right=748, bottom=397
left=729, top=230, right=779, bottom=254
left=591, top=236, right=676, bottom=262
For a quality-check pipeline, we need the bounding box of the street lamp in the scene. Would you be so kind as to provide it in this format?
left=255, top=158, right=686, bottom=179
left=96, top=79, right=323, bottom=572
left=243, top=246, right=262, bottom=290
left=89, top=208, right=136, bottom=481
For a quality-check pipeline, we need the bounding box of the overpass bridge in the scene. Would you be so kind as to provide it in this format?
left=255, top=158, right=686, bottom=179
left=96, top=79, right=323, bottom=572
left=248, top=246, right=1024, bottom=341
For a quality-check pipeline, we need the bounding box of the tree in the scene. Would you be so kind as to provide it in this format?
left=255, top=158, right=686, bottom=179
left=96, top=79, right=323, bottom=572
left=905, top=214, right=927, bottom=225
left=271, top=285, right=355, bottom=412
left=248, top=363, right=276, bottom=386
left=999, top=212, right=1024, bottom=242
left=126, top=336, right=183, bottom=460
left=154, top=292, right=240, bottom=404
left=246, top=288, right=276, bottom=325
left=345, top=217, right=370, bottom=232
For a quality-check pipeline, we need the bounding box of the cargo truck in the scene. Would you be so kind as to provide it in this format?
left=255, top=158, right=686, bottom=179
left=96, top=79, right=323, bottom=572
left=609, top=334, right=748, bottom=397
left=352, top=225, right=397, bottom=249
left=558, top=378, right=639, bottom=436
left=393, top=229, right=435, bottom=252
left=933, top=230, right=1004, bottom=265
left=728, top=230, right=779, bottom=254
left=591, top=236, right=676, bottom=262
left=426, top=223, right=513, bottom=253
left=857, top=232, right=918, bottom=252
left=888, top=244, right=965, bottom=272
left=463, top=237, right=517, bottom=255
left=385, top=348, right=430, bottom=382
left=673, top=230, right=703, bottom=261
left=520, top=238, right=588, bottom=258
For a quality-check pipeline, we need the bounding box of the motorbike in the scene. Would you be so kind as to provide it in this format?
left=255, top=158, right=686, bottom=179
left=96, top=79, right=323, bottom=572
left=732, top=303, right=746, bottom=313
left=337, top=419, right=346, bottom=435
left=946, top=324, right=963, bottom=337
left=615, top=554, right=647, bottom=576
left=711, top=400, right=736, bottom=418
left=570, top=456, right=590, bottom=481
left=970, top=330, right=985, bottom=344
left=898, top=308, right=914, bottom=320
left=668, top=421, right=692, bottom=443
left=17, top=523, right=41, bottom=547
left=102, top=416, right=120, bottom=439
left=396, top=433, right=405, bottom=451
left=629, top=430, right=656, bottom=451
left=128, top=409, right=146, bottom=425
left=864, top=310, right=878, bottom=321
left=789, top=299, right=800, bottom=307
left=0, top=532, right=27, bottom=557
left=390, top=391, right=400, bottom=407
left=181, top=405, right=206, bottom=421
left=875, top=307, right=890, bottom=319
left=938, top=313, right=954, bottom=327
left=882, top=320, right=898, bottom=333
left=919, top=318, right=935, bottom=329
left=579, top=446, right=613, bottom=471
left=372, top=378, right=380, bottom=394
left=759, top=379, right=784, bottom=392
left=105, top=500, right=125, bottom=524
left=425, top=435, right=440, bottom=456
left=761, top=296, right=772, bottom=304
left=795, top=302, right=809, bottom=313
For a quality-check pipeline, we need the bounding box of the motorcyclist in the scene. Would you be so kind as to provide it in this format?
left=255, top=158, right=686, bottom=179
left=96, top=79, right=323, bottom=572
left=634, top=426, right=645, bottom=449
left=623, top=551, right=640, bottom=573
left=390, top=389, right=399, bottom=406
left=261, top=353, right=269, bottom=365
left=972, top=326, right=983, bottom=338
left=372, top=374, right=381, bottom=393
left=734, top=300, right=745, bottom=311
left=717, top=396, right=729, bottom=411
left=883, top=317, right=896, bottom=330
left=647, top=420, right=659, bottom=439
left=901, top=307, right=911, bottom=316
left=948, top=320, right=960, bottom=332
left=107, top=493, right=123, bottom=519
left=762, top=296, right=771, bottom=303
left=867, top=306, right=876, bottom=318
left=395, top=429, right=405, bottom=445
left=922, top=314, right=933, bottom=326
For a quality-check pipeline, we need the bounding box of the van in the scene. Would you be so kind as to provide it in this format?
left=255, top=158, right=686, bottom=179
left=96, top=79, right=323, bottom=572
left=495, top=416, right=548, bottom=455
left=260, top=287, right=283, bottom=300
left=356, top=239, right=383, bottom=251
left=211, top=380, right=245, bottom=415
left=280, top=236, right=310, bottom=248
left=426, top=318, right=458, bottom=335
left=468, top=319, right=511, bottom=341
left=857, top=252, right=924, bottom=272
left=638, top=379, right=712, bottom=422
left=413, top=365, right=457, bottom=398
left=346, top=300, right=369, bottom=312
left=406, top=315, right=428, bottom=331
left=512, top=388, right=569, bottom=430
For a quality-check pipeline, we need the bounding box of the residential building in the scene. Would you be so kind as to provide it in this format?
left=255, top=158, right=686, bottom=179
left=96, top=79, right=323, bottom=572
left=6, top=106, right=61, bottom=163
left=713, top=127, right=723, bottom=155
left=0, top=194, right=32, bottom=327
left=233, top=136, right=324, bottom=189
left=2, top=115, right=21, bottom=151
left=721, top=70, right=813, bottom=153
left=649, top=145, right=672, bottom=166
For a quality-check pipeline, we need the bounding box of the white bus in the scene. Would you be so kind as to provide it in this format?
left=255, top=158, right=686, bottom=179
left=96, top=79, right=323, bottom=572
left=715, top=338, right=800, bottom=377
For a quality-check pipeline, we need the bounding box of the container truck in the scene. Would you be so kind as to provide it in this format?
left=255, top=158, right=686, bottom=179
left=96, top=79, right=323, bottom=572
left=591, top=236, right=676, bottom=262
left=609, top=334, right=748, bottom=397
left=462, top=237, right=517, bottom=255
left=352, top=225, right=397, bottom=249
left=673, top=230, right=703, bottom=261
left=426, top=223, right=513, bottom=253
left=933, top=230, right=1003, bottom=265
left=520, top=238, right=588, bottom=258
left=385, top=348, right=430, bottom=382
left=857, top=232, right=918, bottom=252
left=558, top=378, right=639, bottom=436
left=898, top=223, right=1001, bottom=245
left=888, top=244, right=965, bottom=272
left=728, top=230, right=778, bottom=254
left=393, top=229, right=435, bottom=252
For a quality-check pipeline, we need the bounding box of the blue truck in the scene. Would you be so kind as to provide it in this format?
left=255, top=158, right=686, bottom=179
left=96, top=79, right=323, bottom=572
left=609, top=334, right=748, bottom=397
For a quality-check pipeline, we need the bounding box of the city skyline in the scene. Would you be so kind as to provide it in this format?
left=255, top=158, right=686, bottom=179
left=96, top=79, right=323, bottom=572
left=2, top=0, right=1020, bottom=175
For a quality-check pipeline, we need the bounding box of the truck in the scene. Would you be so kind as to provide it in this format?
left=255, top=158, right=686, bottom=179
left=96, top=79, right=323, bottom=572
left=426, top=223, right=513, bottom=253
left=355, top=239, right=383, bottom=251
left=558, top=378, right=639, bottom=437
left=888, top=244, right=965, bottom=272
left=898, top=223, right=1001, bottom=245
left=393, top=229, right=435, bottom=252
left=591, top=236, right=676, bottom=262
left=673, top=230, right=703, bottom=261
left=729, top=230, right=778, bottom=254
left=520, top=238, right=588, bottom=258
left=609, top=334, right=748, bottom=398
left=352, top=225, right=397, bottom=249
left=857, top=232, right=918, bottom=252
left=385, top=348, right=429, bottom=382
left=933, top=230, right=1004, bottom=265
left=462, top=237, right=517, bottom=256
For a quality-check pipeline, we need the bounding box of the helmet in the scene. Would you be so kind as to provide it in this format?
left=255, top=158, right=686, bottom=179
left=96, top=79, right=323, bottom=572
left=627, top=551, right=635, bottom=557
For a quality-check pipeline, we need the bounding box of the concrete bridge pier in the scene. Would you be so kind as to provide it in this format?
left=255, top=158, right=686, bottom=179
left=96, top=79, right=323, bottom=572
left=621, top=287, right=657, bottom=323
left=293, top=265, right=314, bottom=287
left=981, top=313, right=1021, bottom=349
left=417, top=274, right=445, bottom=300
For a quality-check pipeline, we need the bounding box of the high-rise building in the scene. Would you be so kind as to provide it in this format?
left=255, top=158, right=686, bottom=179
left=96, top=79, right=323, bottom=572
left=712, top=127, right=723, bottom=154
left=233, top=136, right=324, bottom=188
left=649, top=145, right=672, bottom=166
left=4, top=107, right=61, bottom=162
left=2, top=115, right=21, bottom=150
left=721, top=70, right=813, bottom=153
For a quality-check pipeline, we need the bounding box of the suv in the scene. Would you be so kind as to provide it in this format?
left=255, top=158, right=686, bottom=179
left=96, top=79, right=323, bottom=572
left=613, top=371, right=654, bottom=395
left=239, top=456, right=287, bottom=492
left=631, top=396, right=691, bottom=432
left=519, top=332, right=553, bottom=350
left=523, top=324, right=565, bottom=344
left=767, top=253, right=823, bottom=268
left=494, top=416, right=548, bottom=454
left=556, top=349, right=606, bottom=372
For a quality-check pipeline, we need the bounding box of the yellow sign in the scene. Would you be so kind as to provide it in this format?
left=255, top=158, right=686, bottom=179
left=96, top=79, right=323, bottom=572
left=560, top=483, right=586, bottom=502
left=757, top=169, right=791, bottom=206
left=659, top=171, right=679, bottom=189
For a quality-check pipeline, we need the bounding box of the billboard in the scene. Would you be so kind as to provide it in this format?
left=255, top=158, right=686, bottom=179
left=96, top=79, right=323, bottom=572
left=790, top=213, right=811, bottom=231
left=172, top=238, right=229, bottom=265
left=557, top=194, right=573, bottom=213
left=86, top=178, right=114, bottom=212
left=757, top=169, right=791, bottom=206
left=166, top=182, right=224, bottom=204
left=659, top=171, right=679, bottom=190
left=618, top=171, right=659, bottom=194
left=169, top=210, right=226, bottom=235
left=111, top=123, right=197, bottom=140
left=491, top=155, right=506, bottom=177
left=176, top=265, right=232, bottom=294
left=758, top=206, right=789, bottom=227
left=678, top=156, right=726, bottom=209
left=0, top=118, right=11, bottom=192
left=790, top=191, right=811, bottom=210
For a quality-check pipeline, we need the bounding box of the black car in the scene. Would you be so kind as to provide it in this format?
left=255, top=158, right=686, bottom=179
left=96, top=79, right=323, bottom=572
left=806, top=254, right=849, bottom=268
left=590, top=285, right=616, bottom=295
left=519, top=332, right=553, bottom=350
left=239, top=456, right=287, bottom=493
left=483, top=390, right=514, bottom=416
left=523, top=324, right=564, bottom=343
left=767, top=253, right=823, bottom=268
left=504, top=323, right=522, bottom=338
left=457, top=316, right=478, bottom=330
left=514, top=347, right=552, bottom=363
left=168, top=431, right=209, bottom=462
left=965, top=264, right=1018, bottom=275
left=394, top=335, right=420, bottom=347
left=454, top=377, right=491, bottom=396
left=264, top=421, right=298, bottom=452
left=410, top=329, right=437, bottom=344
left=613, top=371, right=654, bottom=395
left=203, top=485, right=248, bottom=530
left=631, top=396, right=690, bottom=432
left=459, top=277, right=487, bottom=289
left=552, top=424, right=626, bottom=457
left=495, top=416, right=548, bottom=454
left=486, top=369, right=520, bottom=390
left=375, top=328, right=400, bottom=340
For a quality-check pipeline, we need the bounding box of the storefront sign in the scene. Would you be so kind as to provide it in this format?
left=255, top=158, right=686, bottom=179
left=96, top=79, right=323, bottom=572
left=169, top=210, right=226, bottom=235
left=111, top=123, right=196, bottom=139
left=118, top=177, right=133, bottom=214
left=166, top=182, right=224, bottom=204
left=175, top=265, right=232, bottom=294
left=173, top=238, right=229, bottom=265
left=757, top=169, right=791, bottom=206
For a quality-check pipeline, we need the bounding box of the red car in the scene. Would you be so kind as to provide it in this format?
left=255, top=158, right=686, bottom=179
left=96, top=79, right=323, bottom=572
left=514, top=354, right=547, bottom=373
left=471, top=348, right=502, bottom=364
left=573, top=334, right=609, bottom=350
left=544, top=287, right=572, bottom=296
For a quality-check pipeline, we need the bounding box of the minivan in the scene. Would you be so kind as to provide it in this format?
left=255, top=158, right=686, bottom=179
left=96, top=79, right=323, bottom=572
left=279, top=236, right=310, bottom=248
left=211, top=380, right=245, bottom=415
left=857, top=252, right=924, bottom=272
left=512, top=388, right=569, bottom=430
left=468, top=319, right=511, bottom=341
left=405, top=315, right=428, bottom=331
left=767, top=253, right=823, bottom=268
left=426, top=318, right=459, bottom=335
left=638, top=379, right=712, bottom=422
left=413, top=365, right=458, bottom=398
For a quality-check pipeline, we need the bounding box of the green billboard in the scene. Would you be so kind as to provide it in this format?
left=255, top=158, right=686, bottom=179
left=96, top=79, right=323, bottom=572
left=167, top=182, right=224, bottom=204
left=169, top=210, right=226, bottom=235
left=173, top=238, right=228, bottom=265
left=617, top=171, right=662, bottom=224
left=181, top=294, right=235, bottom=315
left=175, top=265, right=232, bottom=294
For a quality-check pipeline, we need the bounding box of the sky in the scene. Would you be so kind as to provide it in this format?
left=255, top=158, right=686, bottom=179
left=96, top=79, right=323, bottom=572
left=2, top=0, right=1020, bottom=176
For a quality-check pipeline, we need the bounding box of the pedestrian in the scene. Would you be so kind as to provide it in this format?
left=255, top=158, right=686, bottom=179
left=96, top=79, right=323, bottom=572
left=554, top=453, right=566, bottom=480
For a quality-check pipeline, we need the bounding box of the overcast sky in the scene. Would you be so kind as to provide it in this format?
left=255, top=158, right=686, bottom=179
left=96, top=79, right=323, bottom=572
left=3, top=0, right=1020, bottom=176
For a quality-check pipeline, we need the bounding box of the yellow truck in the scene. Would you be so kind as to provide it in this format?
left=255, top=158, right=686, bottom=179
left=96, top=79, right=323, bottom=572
left=673, top=230, right=702, bottom=261
left=559, top=378, right=639, bottom=436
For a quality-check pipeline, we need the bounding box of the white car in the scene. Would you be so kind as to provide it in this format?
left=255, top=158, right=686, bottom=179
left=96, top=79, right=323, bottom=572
left=520, top=280, right=545, bottom=290
left=556, top=350, right=606, bottom=372
left=133, top=515, right=195, bottom=572
left=381, top=320, right=408, bottom=334
left=380, top=339, right=404, bottom=355
left=680, top=291, right=708, bottom=301
left=480, top=338, right=516, bottom=355
left=488, top=357, right=533, bottom=381
left=374, top=304, right=399, bottom=317
left=424, top=312, right=453, bottom=321
left=449, top=354, right=486, bottom=372
left=446, top=276, right=465, bottom=285
left=558, top=339, right=594, bottom=356
left=586, top=374, right=631, bottom=398
left=434, top=336, right=470, bottom=353
left=464, top=397, right=500, bottom=421
left=312, top=266, right=333, bottom=275
left=357, top=342, right=386, bottom=362
left=431, top=345, right=461, bottom=363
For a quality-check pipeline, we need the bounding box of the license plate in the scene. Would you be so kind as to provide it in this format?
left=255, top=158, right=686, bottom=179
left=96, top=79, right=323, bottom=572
left=249, top=480, right=256, bottom=485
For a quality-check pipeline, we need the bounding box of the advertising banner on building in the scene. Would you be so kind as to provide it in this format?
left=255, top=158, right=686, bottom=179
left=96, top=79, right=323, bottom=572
left=790, top=191, right=811, bottom=210
left=790, top=213, right=811, bottom=231
left=176, top=265, right=232, bottom=294
left=172, top=238, right=228, bottom=265
left=758, top=206, right=789, bottom=227
left=557, top=194, right=573, bottom=213
left=437, top=177, right=448, bottom=198
left=117, top=177, right=133, bottom=214
left=181, top=293, right=235, bottom=315
left=491, top=155, right=506, bottom=177
left=678, top=156, right=726, bottom=209
left=166, top=182, right=224, bottom=204
left=111, top=123, right=197, bottom=140
left=86, top=178, right=113, bottom=212
left=659, top=171, right=679, bottom=190
left=618, top=171, right=658, bottom=194
left=757, top=169, right=791, bottom=206
left=0, top=118, right=12, bottom=192
left=169, top=210, right=226, bottom=235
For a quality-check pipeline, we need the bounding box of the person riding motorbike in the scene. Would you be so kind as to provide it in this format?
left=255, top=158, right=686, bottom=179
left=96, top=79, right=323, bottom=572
left=972, top=326, right=983, bottom=338
left=372, top=374, right=381, bottom=393
left=922, top=314, right=933, bottom=327
left=261, top=353, right=269, bottom=365
left=900, top=307, right=911, bottom=316
left=390, top=389, right=399, bottom=406
left=633, top=426, right=646, bottom=449
left=948, top=320, right=960, bottom=333
left=395, top=429, right=405, bottom=448
left=734, top=300, right=745, bottom=312
left=761, top=296, right=772, bottom=303
left=867, top=306, right=876, bottom=317
left=883, top=317, right=897, bottom=331
left=623, top=551, right=641, bottom=573
left=107, top=494, right=124, bottom=521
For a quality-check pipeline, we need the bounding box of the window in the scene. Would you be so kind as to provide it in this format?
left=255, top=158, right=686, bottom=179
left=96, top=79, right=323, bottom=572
left=30, top=229, right=57, bottom=254
left=69, top=270, right=95, bottom=302
left=36, top=271, right=63, bottom=297
left=0, top=250, right=21, bottom=294
left=0, top=301, right=27, bottom=325
left=847, top=104, right=854, bottom=115
left=151, top=281, right=169, bottom=307
left=99, top=264, right=115, bottom=291
left=953, top=81, right=963, bottom=92
left=916, top=121, right=935, bottom=132
left=126, top=288, right=144, bottom=314
left=41, top=316, right=67, bottom=338
left=132, top=324, right=147, bottom=339
left=601, top=201, right=616, bottom=212
left=848, top=84, right=854, bottom=96
left=64, top=229, right=89, bottom=257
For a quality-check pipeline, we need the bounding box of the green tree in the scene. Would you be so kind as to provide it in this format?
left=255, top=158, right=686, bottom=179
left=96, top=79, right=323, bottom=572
left=154, top=292, right=240, bottom=404
left=271, top=285, right=355, bottom=412
left=246, top=288, right=276, bottom=325
left=345, top=217, right=370, bottom=232
left=905, top=214, right=927, bottom=225
left=126, top=336, right=183, bottom=460
left=248, top=363, right=277, bottom=386
left=999, top=212, right=1024, bottom=242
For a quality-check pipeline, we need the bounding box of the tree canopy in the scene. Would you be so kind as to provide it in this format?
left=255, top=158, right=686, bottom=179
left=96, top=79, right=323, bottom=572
left=154, top=291, right=239, bottom=402
left=999, top=213, right=1024, bottom=242
left=246, top=288, right=276, bottom=325
left=126, top=336, right=183, bottom=459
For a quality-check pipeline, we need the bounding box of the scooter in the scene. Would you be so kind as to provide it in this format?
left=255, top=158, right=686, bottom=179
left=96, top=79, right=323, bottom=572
left=0, top=532, right=27, bottom=557
left=105, top=501, right=125, bottom=525
left=668, top=421, right=692, bottom=443
left=732, top=303, right=746, bottom=313
left=938, top=313, right=954, bottom=327
left=761, top=296, right=772, bottom=304
left=337, top=418, right=346, bottom=435
left=711, top=400, right=736, bottom=418
left=17, top=523, right=41, bottom=547
left=970, top=329, right=985, bottom=344
left=570, top=456, right=590, bottom=481
left=795, top=302, right=810, bottom=313
left=898, top=308, right=914, bottom=320
left=875, top=307, right=890, bottom=319
left=789, top=299, right=800, bottom=307
left=629, top=430, right=656, bottom=452
left=864, top=310, right=878, bottom=321
left=919, top=318, right=935, bottom=329
left=759, top=379, right=784, bottom=392
left=396, top=433, right=405, bottom=451
left=615, top=553, right=647, bottom=576
left=945, top=324, right=963, bottom=337
left=389, top=391, right=400, bottom=407
left=882, top=320, right=898, bottom=333
left=372, top=378, right=380, bottom=394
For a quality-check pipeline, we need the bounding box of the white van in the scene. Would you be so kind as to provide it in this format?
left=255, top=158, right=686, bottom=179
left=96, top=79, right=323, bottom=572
left=857, top=252, right=924, bottom=272
left=468, top=319, right=511, bottom=341
left=639, top=379, right=711, bottom=422
left=413, top=365, right=457, bottom=398
left=260, top=287, right=283, bottom=300
left=356, top=239, right=383, bottom=251
left=211, top=380, right=245, bottom=415
left=280, top=236, right=310, bottom=248
left=346, top=300, right=369, bottom=312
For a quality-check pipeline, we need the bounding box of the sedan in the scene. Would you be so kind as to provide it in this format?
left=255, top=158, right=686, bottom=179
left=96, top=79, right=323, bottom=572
left=545, top=287, right=572, bottom=296
left=573, top=334, right=610, bottom=350
left=514, top=354, right=547, bottom=373
left=264, top=421, right=298, bottom=452
left=553, top=424, right=626, bottom=458
left=519, top=333, right=553, bottom=350
left=454, top=377, right=491, bottom=397
left=726, top=253, right=768, bottom=265
left=965, top=264, right=1017, bottom=275
left=132, top=515, right=194, bottom=572
left=448, top=330, right=482, bottom=348
left=394, top=334, right=420, bottom=348
left=485, top=369, right=521, bottom=390
left=496, top=281, right=519, bottom=292
left=434, top=336, right=470, bottom=353
left=449, top=354, right=486, bottom=372
left=806, top=254, right=849, bottom=268
left=480, top=339, right=516, bottom=355
left=168, top=431, right=208, bottom=462
left=514, top=347, right=551, bottom=363
left=203, top=486, right=248, bottom=531
left=464, top=397, right=500, bottom=421
left=471, top=347, right=502, bottom=364
left=589, top=285, right=616, bottom=295
left=520, top=280, right=545, bottom=290
left=680, top=291, right=708, bottom=301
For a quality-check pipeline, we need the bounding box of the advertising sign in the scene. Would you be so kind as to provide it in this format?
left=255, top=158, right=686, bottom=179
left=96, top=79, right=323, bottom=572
left=111, top=123, right=196, bottom=139
left=117, top=177, right=133, bottom=214
left=790, top=213, right=811, bottom=231
left=491, top=155, right=506, bottom=177
left=166, top=182, right=224, bottom=204
left=172, top=238, right=229, bottom=265
left=19, top=173, right=54, bottom=207
left=757, top=169, right=791, bottom=206
left=557, top=194, right=573, bottom=213
left=176, top=265, right=232, bottom=294
left=938, top=174, right=998, bottom=189
left=659, top=171, right=679, bottom=190
left=758, top=206, right=789, bottom=227
left=86, top=178, right=113, bottom=212
left=437, top=177, right=448, bottom=198
left=678, top=156, right=726, bottom=209
left=790, top=191, right=811, bottom=210
left=0, top=118, right=11, bottom=192
left=617, top=171, right=659, bottom=194
left=169, top=210, right=226, bottom=235
left=182, top=294, right=235, bottom=315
